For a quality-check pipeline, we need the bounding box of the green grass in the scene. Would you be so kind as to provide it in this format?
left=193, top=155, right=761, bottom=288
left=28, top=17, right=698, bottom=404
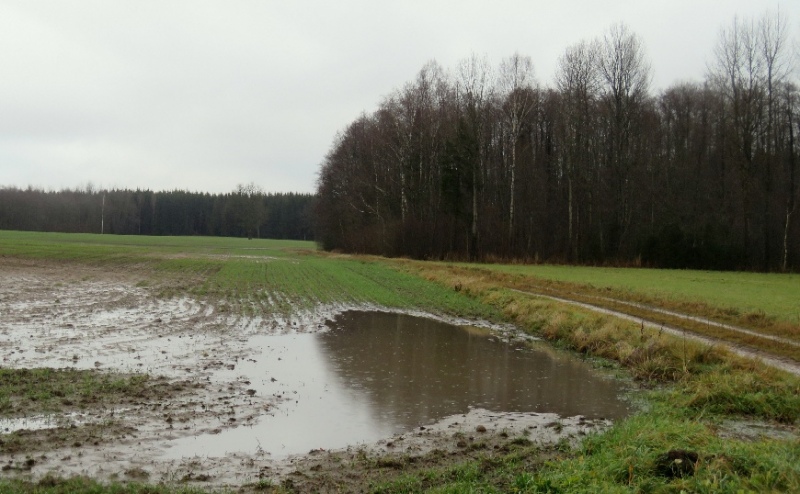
left=189, top=256, right=494, bottom=319
left=472, top=263, right=800, bottom=324
left=0, top=230, right=314, bottom=262
left=526, top=402, right=800, bottom=494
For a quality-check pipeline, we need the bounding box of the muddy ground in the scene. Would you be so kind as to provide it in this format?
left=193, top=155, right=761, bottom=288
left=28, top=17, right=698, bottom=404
left=0, top=258, right=612, bottom=491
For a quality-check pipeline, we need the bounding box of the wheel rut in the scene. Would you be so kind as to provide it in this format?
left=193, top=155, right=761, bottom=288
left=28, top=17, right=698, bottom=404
left=509, top=288, right=800, bottom=377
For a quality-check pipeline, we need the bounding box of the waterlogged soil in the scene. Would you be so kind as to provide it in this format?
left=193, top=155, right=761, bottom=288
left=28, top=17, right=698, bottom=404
left=0, top=258, right=630, bottom=489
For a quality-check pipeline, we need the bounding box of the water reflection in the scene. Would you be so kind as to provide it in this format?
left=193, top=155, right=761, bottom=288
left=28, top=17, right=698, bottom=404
left=317, top=311, right=630, bottom=429
left=163, top=310, right=629, bottom=459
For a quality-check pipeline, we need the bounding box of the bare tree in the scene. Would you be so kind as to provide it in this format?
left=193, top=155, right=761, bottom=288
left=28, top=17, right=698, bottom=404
left=497, top=53, right=536, bottom=241
left=556, top=40, right=600, bottom=259
left=455, top=54, right=493, bottom=259
left=757, top=9, right=792, bottom=269
left=311, top=13, right=797, bottom=270
left=234, top=182, right=266, bottom=238
left=709, top=15, right=769, bottom=264
left=783, top=82, right=798, bottom=271
left=596, top=23, right=652, bottom=255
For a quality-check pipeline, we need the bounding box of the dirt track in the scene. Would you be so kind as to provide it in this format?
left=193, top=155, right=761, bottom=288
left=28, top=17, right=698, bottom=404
left=510, top=288, right=800, bottom=376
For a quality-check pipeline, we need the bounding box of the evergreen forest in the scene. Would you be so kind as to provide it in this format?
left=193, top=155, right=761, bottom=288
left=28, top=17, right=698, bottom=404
left=0, top=185, right=314, bottom=241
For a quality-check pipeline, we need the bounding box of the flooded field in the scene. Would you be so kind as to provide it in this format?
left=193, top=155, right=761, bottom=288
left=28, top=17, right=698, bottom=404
left=165, top=311, right=630, bottom=459
left=0, top=261, right=630, bottom=486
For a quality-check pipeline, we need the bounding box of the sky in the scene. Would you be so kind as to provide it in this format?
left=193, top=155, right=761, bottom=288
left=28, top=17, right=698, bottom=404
left=1, top=1, right=797, bottom=195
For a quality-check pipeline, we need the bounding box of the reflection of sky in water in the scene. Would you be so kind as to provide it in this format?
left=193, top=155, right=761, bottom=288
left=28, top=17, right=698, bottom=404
left=164, top=332, right=395, bottom=459
left=163, top=311, right=630, bottom=459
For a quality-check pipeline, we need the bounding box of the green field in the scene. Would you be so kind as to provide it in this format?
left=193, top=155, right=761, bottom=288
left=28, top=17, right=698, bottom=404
left=0, top=230, right=495, bottom=322
left=0, top=230, right=313, bottom=259
left=1, top=230, right=798, bottom=493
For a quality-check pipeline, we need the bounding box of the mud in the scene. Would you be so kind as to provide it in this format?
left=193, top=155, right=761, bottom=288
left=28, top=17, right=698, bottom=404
left=0, top=259, right=624, bottom=489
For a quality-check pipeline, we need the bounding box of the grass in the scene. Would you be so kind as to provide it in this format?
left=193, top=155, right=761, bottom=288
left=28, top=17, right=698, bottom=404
left=156, top=251, right=497, bottom=321
left=525, top=403, right=800, bottom=493
left=1, top=230, right=799, bottom=493
left=0, top=230, right=312, bottom=277
left=352, top=401, right=800, bottom=493
left=0, top=230, right=313, bottom=256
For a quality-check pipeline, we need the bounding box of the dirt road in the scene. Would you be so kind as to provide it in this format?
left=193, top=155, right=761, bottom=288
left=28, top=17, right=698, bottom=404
left=510, top=288, right=800, bottom=376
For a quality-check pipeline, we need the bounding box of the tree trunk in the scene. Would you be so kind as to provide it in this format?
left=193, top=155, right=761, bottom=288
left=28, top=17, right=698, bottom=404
left=509, top=143, right=516, bottom=242
left=783, top=206, right=794, bottom=272
left=784, top=107, right=796, bottom=271
left=470, top=163, right=479, bottom=260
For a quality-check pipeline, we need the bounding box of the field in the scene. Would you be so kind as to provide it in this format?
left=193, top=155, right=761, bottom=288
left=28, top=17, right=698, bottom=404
left=0, top=231, right=798, bottom=493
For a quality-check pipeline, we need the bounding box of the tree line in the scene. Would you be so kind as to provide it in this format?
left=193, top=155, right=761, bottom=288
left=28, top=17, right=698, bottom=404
left=315, top=12, right=800, bottom=271
left=0, top=184, right=314, bottom=240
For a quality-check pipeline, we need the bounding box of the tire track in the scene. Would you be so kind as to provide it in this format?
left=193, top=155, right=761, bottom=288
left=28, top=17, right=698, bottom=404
left=510, top=288, right=800, bottom=377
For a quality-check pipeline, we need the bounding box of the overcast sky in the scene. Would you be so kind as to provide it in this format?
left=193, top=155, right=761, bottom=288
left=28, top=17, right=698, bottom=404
left=1, top=1, right=797, bottom=194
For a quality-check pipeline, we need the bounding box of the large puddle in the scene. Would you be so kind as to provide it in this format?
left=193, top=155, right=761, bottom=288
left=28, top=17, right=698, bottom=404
left=164, top=310, right=630, bottom=459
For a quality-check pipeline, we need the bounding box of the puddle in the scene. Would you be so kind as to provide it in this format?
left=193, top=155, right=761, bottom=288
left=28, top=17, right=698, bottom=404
left=162, top=310, right=630, bottom=459
left=0, top=265, right=634, bottom=486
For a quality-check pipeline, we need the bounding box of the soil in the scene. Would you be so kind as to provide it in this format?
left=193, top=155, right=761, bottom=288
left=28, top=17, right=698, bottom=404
left=0, top=258, right=608, bottom=490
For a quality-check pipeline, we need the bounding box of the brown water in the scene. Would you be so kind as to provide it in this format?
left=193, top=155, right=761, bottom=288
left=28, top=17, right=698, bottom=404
left=163, top=310, right=630, bottom=459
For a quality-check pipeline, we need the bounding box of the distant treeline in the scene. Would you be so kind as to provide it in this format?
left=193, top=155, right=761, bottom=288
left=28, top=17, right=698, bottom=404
left=316, top=13, right=799, bottom=271
left=0, top=185, right=315, bottom=240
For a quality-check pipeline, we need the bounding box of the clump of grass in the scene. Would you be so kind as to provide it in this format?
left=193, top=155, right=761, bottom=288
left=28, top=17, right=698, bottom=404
left=673, top=367, right=800, bottom=423
left=0, top=368, right=150, bottom=417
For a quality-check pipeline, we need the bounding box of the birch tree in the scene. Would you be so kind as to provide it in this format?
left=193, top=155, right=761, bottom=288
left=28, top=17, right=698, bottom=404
left=498, top=53, right=536, bottom=241
left=556, top=40, right=600, bottom=259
